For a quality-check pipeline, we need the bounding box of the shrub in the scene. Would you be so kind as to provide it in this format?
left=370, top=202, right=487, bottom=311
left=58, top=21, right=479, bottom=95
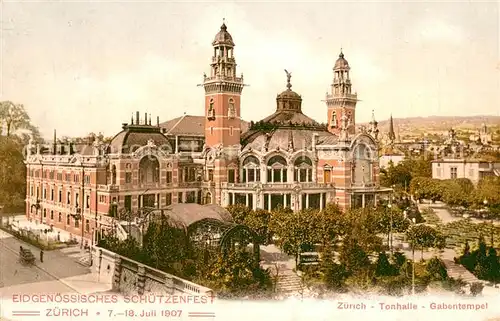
left=470, top=282, right=484, bottom=296
left=426, top=257, right=448, bottom=281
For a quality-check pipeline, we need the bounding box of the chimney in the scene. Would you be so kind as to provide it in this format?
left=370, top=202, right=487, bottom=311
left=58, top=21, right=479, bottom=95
left=136, top=111, right=140, bottom=124
left=52, top=129, right=57, bottom=155
left=131, top=113, right=134, bottom=125
left=149, top=114, right=151, bottom=125
left=144, top=112, right=147, bottom=125
left=157, top=116, right=160, bottom=127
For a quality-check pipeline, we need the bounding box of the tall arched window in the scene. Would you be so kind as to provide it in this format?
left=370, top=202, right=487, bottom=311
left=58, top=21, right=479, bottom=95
left=330, top=111, right=337, bottom=127
left=228, top=98, right=236, bottom=118
left=267, top=155, right=287, bottom=183
left=294, top=156, right=313, bottom=182
left=352, top=144, right=372, bottom=185
left=242, top=155, right=260, bottom=183
left=208, top=99, right=215, bottom=119
left=139, top=156, right=160, bottom=183
left=111, top=165, right=117, bottom=185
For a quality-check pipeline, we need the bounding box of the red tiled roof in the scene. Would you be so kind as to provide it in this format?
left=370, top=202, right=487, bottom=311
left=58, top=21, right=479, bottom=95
left=159, top=115, right=250, bottom=136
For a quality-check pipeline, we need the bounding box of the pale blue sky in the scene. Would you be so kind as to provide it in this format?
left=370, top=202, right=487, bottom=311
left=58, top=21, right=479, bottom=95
left=1, top=1, right=499, bottom=137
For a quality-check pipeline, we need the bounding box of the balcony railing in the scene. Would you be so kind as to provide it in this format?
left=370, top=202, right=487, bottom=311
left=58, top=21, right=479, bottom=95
left=97, top=184, right=119, bottom=192
left=221, top=182, right=334, bottom=190
left=177, top=181, right=201, bottom=188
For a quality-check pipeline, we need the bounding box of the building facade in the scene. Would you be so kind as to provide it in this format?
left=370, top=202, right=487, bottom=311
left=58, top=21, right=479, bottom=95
left=432, top=158, right=500, bottom=184
left=24, top=22, right=390, bottom=240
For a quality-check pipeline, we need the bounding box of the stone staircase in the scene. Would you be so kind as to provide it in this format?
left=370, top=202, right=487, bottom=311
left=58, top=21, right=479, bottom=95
left=442, top=259, right=481, bottom=284
left=275, top=271, right=303, bottom=294
left=59, top=247, right=92, bottom=267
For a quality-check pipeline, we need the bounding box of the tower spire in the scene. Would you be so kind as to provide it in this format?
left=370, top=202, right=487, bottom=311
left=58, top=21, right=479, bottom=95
left=388, top=114, right=396, bottom=143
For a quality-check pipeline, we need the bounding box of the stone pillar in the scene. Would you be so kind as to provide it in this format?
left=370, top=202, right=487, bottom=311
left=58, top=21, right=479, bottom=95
left=283, top=194, right=287, bottom=208
left=287, top=167, right=294, bottom=183
left=362, top=194, right=366, bottom=208
left=267, top=194, right=271, bottom=211
left=231, top=193, right=235, bottom=205
left=137, top=265, right=146, bottom=295
left=245, top=194, right=249, bottom=207
left=320, top=193, right=323, bottom=211
left=260, top=165, right=266, bottom=183
left=164, top=275, right=175, bottom=295
left=112, top=257, right=122, bottom=292
left=306, top=193, right=309, bottom=209
left=312, top=163, right=317, bottom=183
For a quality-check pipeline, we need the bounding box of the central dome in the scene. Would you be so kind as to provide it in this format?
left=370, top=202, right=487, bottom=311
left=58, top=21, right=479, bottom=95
left=334, top=51, right=350, bottom=70
left=212, top=23, right=234, bottom=46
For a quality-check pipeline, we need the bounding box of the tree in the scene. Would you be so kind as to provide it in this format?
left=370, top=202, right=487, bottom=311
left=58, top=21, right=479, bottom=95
left=374, top=205, right=410, bottom=251
left=406, top=224, right=446, bottom=260
left=0, top=101, right=31, bottom=136
left=243, top=209, right=271, bottom=245
left=320, top=242, right=348, bottom=291
left=425, top=257, right=448, bottom=281
left=269, top=208, right=320, bottom=266
left=226, top=204, right=253, bottom=224
left=0, top=136, right=26, bottom=213
left=441, top=179, right=474, bottom=207
left=375, top=252, right=397, bottom=277
left=203, top=249, right=272, bottom=297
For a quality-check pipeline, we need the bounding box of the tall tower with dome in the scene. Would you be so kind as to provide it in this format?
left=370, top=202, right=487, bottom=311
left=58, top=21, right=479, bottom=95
left=203, top=22, right=244, bottom=149
left=326, top=50, right=358, bottom=136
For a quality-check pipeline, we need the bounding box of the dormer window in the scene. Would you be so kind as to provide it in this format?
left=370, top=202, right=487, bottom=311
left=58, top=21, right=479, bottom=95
left=228, top=98, right=236, bottom=118
left=207, top=99, right=215, bottom=120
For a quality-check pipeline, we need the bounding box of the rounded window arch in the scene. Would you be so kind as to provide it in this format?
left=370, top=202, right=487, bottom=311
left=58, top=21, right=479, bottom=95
left=111, top=165, right=117, bottom=185
left=139, top=156, right=160, bottom=184
left=293, top=156, right=313, bottom=182
left=352, top=144, right=372, bottom=185
left=228, top=98, right=236, bottom=118
left=266, top=155, right=287, bottom=183
left=242, top=155, right=260, bottom=183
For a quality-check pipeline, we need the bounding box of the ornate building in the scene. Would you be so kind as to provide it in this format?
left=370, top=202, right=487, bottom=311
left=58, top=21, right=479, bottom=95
left=24, top=22, right=390, bottom=241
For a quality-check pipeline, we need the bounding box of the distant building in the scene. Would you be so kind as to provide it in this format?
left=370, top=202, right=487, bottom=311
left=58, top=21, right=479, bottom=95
left=469, top=123, right=493, bottom=145
left=379, top=114, right=406, bottom=168
left=432, top=158, right=500, bottom=184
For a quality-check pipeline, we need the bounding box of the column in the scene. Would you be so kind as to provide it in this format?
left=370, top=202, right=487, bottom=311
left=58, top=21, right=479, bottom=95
left=306, top=194, right=309, bottom=209
left=283, top=194, right=287, bottom=208
left=287, top=167, right=294, bottom=183
left=245, top=194, right=249, bottom=207
left=267, top=194, right=271, bottom=211
left=112, top=257, right=122, bottom=292
left=252, top=193, right=257, bottom=210
left=312, top=163, right=317, bottom=182
left=232, top=193, right=235, bottom=205
left=298, top=193, right=302, bottom=211
left=362, top=194, right=366, bottom=208
left=260, top=164, right=266, bottom=183
left=320, top=193, right=323, bottom=211
left=137, top=265, right=146, bottom=295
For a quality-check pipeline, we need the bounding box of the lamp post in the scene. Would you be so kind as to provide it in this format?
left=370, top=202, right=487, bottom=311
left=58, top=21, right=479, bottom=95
left=411, top=217, right=416, bottom=296
left=484, top=199, right=494, bottom=246
left=388, top=203, right=393, bottom=253
left=111, top=200, right=118, bottom=237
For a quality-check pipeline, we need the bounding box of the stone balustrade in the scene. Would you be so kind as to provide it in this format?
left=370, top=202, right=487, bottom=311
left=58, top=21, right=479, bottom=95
left=93, top=246, right=213, bottom=297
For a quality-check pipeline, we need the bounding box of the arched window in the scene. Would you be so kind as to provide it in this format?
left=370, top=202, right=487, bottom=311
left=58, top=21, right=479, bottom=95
left=228, top=98, right=236, bottom=118
left=330, top=111, right=337, bottom=127
left=111, top=165, right=117, bottom=185
left=352, top=144, right=372, bottom=185
left=242, top=155, right=260, bottom=183
left=293, top=156, right=313, bottom=182
left=208, top=99, right=215, bottom=119
left=266, top=155, right=287, bottom=183
left=204, top=192, right=212, bottom=205
left=125, top=163, right=132, bottom=184
left=139, top=156, right=160, bottom=184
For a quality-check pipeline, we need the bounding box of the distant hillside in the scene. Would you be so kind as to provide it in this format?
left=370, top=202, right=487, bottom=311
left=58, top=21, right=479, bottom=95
left=361, top=115, right=500, bottom=135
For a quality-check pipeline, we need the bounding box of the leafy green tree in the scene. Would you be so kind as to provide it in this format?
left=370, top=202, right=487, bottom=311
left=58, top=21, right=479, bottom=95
left=316, top=203, right=346, bottom=246
left=0, top=136, right=26, bottom=213
left=226, top=204, right=253, bottom=224
left=203, top=249, right=272, bottom=297
left=426, top=257, right=448, bottom=281
left=406, top=224, right=446, bottom=260
left=269, top=208, right=319, bottom=266
left=339, top=237, right=370, bottom=274
left=243, top=209, right=271, bottom=245
left=375, top=252, right=396, bottom=276
left=0, top=101, right=31, bottom=136
left=410, top=177, right=443, bottom=202
left=320, top=242, right=348, bottom=291
left=441, top=178, right=475, bottom=207
left=344, top=207, right=383, bottom=253
left=473, top=177, right=500, bottom=207
left=374, top=205, right=410, bottom=250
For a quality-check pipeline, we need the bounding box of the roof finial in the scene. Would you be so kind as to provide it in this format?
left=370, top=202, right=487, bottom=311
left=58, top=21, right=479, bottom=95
left=284, top=69, right=292, bottom=90
left=221, top=18, right=227, bottom=30
left=339, top=47, right=344, bottom=58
